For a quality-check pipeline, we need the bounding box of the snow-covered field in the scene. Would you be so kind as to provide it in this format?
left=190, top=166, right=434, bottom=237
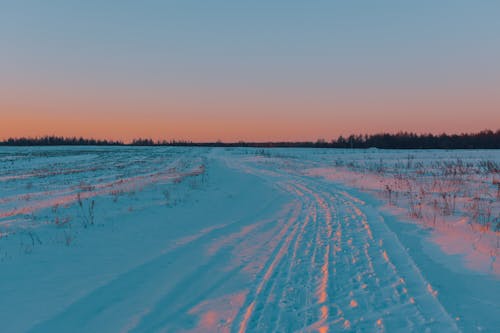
left=0, top=147, right=498, bottom=332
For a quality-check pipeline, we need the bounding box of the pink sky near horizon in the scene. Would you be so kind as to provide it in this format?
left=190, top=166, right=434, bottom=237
left=2, top=85, right=498, bottom=142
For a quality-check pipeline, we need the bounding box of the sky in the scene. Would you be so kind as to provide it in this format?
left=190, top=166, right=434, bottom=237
left=1, top=0, right=499, bottom=142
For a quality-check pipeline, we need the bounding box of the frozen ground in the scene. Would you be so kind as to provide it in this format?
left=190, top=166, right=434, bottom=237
left=0, top=147, right=498, bottom=332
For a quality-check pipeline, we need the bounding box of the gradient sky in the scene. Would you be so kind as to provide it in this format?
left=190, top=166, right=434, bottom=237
left=1, top=1, right=499, bottom=142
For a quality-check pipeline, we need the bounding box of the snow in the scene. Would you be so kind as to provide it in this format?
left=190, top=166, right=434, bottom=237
left=0, top=147, right=498, bottom=332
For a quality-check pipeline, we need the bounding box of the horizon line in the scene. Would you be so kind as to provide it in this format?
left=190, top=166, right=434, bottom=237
left=1, top=129, right=499, bottom=145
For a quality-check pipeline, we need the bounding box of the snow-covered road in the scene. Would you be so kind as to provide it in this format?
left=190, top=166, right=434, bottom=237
left=1, top=147, right=498, bottom=332
left=220, top=153, right=459, bottom=332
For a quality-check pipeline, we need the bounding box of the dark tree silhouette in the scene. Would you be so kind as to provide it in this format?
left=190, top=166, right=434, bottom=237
left=0, top=136, right=123, bottom=146
left=1, top=130, right=499, bottom=149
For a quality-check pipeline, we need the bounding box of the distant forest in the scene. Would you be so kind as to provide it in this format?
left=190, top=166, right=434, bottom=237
left=1, top=130, right=499, bottom=149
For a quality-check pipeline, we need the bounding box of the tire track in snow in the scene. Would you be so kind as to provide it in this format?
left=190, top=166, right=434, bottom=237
left=232, top=180, right=339, bottom=333
left=271, top=207, right=313, bottom=332
left=235, top=200, right=303, bottom=333
left=291, top=183, right=335, bottom=333
left=130, top=201, right=303, bottom=333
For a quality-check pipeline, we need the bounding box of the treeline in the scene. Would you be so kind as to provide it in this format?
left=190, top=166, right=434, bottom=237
left=324, top=130, right=500, bottom=149
left=1, top=130, right=499, bottom=149
left=0, top=136, right=123, bottom=146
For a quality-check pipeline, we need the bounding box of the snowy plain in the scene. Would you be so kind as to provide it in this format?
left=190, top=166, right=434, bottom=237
left=0, top=146, right=498, bottom=332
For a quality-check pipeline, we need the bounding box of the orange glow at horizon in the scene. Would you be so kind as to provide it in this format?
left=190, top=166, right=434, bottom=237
left=2, top=84, right=499, bottom=142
